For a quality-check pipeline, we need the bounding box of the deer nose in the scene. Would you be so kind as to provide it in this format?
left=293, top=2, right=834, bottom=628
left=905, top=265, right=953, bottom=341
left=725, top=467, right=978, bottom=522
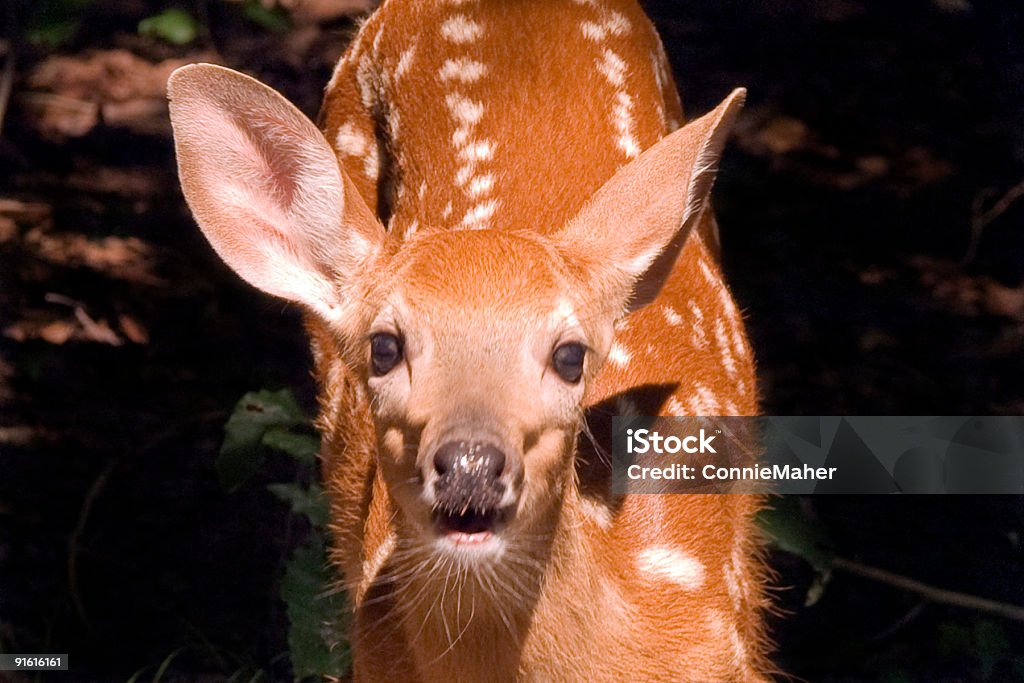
left=431, top=440, right=507, bottom=513
left=433, top=440, right=506, bottom=480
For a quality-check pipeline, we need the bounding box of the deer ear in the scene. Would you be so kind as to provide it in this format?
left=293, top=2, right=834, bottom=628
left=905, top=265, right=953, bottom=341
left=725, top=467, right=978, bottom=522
left=167, top=63, right=383, bottom=322
left=556, top=88, right=745, bottom=314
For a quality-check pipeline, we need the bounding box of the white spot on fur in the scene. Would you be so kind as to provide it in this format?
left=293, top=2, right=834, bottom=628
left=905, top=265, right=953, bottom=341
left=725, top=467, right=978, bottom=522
left=693, top=384, right=721, bottom=415
left=364, top=143, right=379, bottom=183
left=441, top=15, right=483, bottom=43
left=455, top=164, right=474, bottom=186
left=716, top=318, right=739, bottom=377
left=458, top=140, right=494, bottom=161
left=579, top=11, right=631, bottom=41
left=442, top=201, right=453, bottom=219
left=637, top=546, right=706, bottom=590
left=388, top=108, right=401, bottom=140
left=439, top=57, right=488, bottom=83
left=468, top=173, right=494, bottom=197
left=395, top=43, right=417, bottom=80
left=335, top=122, right=368, bottom=158
left=580, top=20, right=607, bottom=41
left=356, top=54, right=375, bottom=109
left=612, top=91, right=640, bottom=158
left=724, top=560, right=743, bottom=609
left=461, top=199, right=499, bottom=228
left=689, top=301, right=709, bottom=348
left=665, top=397, right=687, bottom=416
left=579, top=497, right=613, bottom=529
left=405, top=218, right=419, bottom=237
left=608, top=341, right=631, bottom=367
left=662, top=306, right=684, bottom=326
left=446, top=93, right=484, bottom=127
left=596, top=48, right=627, bottom=87
left=452, top=128, right=471, bottom=148
left=418, top=181, right=427, bottom=199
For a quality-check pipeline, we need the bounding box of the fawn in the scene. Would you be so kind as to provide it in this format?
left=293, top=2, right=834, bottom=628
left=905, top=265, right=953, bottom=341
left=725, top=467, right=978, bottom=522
left=168, top=0, right=771, bottom=680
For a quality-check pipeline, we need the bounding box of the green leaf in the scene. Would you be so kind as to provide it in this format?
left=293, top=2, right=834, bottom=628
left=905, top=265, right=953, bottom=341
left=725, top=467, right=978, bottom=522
left=218, top=389, right=306, bottom=491
left=280, top=535, right=351, bottom=680
left=241, top=1, right=291, bottom=32
left=138, top=8, right=200, bottom=46
left=757, top=498, right=837, bottom=605
left=25, top=0, right=90, bottom=47
left=757, top=498, right=835, bottom=572
left=268, top=482, right=329, bottom=528
left=27, top=20, right=79, bottom=48
left=262, top=428, right=320, bottom=464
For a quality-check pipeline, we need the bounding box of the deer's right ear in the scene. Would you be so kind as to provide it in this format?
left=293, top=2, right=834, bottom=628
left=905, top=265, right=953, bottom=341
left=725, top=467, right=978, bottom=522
left=168, top=63, right=383, bottom=322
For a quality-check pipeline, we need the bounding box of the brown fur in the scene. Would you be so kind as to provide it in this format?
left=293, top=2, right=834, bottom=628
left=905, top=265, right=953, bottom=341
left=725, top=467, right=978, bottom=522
left=167, top=1, right=774, bottom=680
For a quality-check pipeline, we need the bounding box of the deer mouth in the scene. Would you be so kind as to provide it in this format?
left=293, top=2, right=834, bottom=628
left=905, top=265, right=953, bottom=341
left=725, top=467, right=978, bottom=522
left=432, top=506, right=507, bottom=543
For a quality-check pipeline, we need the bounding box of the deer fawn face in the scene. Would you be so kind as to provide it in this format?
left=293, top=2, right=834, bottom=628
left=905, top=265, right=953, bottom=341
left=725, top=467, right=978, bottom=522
left=347, top=228, right=614, bottom=558
left=167, top=64, right=744, bottom=564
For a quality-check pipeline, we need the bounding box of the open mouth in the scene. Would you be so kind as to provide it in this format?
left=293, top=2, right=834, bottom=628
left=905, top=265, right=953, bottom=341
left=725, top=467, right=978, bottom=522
left=433, top=507, right=504, bottom=542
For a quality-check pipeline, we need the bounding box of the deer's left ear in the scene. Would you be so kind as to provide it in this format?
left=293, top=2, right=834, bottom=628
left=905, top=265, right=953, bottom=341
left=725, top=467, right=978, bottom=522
left=555, top=88, right=745, bottom=314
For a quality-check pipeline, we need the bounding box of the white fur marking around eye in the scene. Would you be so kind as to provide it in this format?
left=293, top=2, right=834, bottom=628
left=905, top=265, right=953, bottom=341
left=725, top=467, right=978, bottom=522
left=439, top=57, right=488, bottom=83
left=608, top=341, right=631, bottom=367
left=441, top=15, right=484, bottom=43
left=637, top=546, right=706, bottom=590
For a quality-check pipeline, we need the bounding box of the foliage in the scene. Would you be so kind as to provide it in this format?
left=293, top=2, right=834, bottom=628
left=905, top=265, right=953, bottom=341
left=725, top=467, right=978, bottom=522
left=219, top=389, right=350, bottom=681
left=240, top=0, right=291, bottom=32
left=138, top=8, right=200, bottom=46
left=757, top=497, right=835, bottom=606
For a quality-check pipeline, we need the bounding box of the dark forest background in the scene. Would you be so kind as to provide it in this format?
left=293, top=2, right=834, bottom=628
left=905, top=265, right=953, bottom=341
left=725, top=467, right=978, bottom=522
left=1, top=0, right=1023, bottom=681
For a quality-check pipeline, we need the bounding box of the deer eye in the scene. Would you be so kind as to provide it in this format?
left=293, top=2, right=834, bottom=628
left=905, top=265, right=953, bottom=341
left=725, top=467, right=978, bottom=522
left=552, top=342, right=586, bottom=384
left=370, top=332, right=403, bottom=375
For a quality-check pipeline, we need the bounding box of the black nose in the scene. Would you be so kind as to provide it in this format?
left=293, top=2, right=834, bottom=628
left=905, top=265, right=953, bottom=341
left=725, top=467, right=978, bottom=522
left=432, top=441, right=507, bottom=513
left=433, top=441, right=505, bottom=480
